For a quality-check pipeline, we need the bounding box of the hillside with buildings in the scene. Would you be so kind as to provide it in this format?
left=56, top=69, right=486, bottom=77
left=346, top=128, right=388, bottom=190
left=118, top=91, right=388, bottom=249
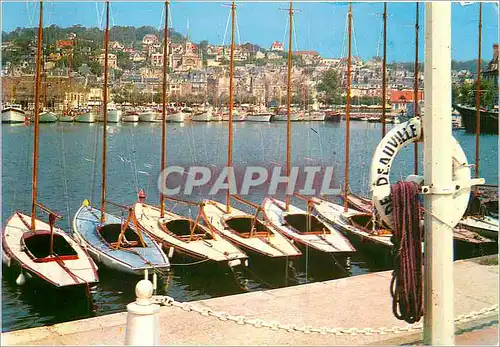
left=1, top=26, right=498, bottom=113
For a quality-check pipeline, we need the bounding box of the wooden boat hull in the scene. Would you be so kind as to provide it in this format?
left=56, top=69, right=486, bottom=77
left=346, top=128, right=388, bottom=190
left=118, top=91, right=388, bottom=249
left=72, top=204, right=170, bottom=275
left=458, top=216, right=498, bottom=241
left=133, top=203, right=248, bottom=266
left=202, top=200, right=301, bottom=258
left=325, top=111, right=342, bottom=122
left=453, top=104, right=499, bottom=134
left=262, top=197, right=356, bottom=254
left=312, top=198, right=393, bottom=252
left=344, top=193, right=372, bottom=214
left=2, top=109, right=26, bottom=123
left=75, top=112, right=96, bottom=123
left=2, top=212, right=99, bottom=287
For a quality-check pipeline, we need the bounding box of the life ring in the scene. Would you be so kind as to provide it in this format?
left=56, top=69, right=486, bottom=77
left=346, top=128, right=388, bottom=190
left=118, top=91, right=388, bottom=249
left=370, top=117, right=474, bottom=230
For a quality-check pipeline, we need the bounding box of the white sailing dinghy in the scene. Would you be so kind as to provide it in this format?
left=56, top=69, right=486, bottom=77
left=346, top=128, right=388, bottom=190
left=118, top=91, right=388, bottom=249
left=133, top=3, right=247, bottom=267
left=261, top=3, right=355, bottom=256
left=2, top=1, right=98, bottom=288
left=202, top=2, right=301, bottom=260
left=134, top=202, right=248, bottom=266
left=72, top=0, right=170, bottom=276
left=313, top=198, right=393, bottom=251
left=3, top=213, right=99, bottom=287
left=203, top=200, right=301, bottom=258
left=263, top=198, right=356, bottom=254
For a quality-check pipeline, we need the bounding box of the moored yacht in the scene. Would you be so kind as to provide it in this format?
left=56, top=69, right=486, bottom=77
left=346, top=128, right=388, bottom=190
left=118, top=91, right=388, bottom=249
left=74, top=108, right=97, bottom=123
left=2, top=104, right=27, bottom=123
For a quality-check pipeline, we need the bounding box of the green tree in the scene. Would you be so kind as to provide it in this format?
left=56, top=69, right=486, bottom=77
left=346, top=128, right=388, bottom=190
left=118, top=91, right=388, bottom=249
left=459, top=82, right=472, bottom=105
left=317, top=69, right=342, bottom=105
left=475, top=79, right=496, bottom=109
left=457, top=79, right=495, bottom=108
left=88, top=61, right=102, bottom=76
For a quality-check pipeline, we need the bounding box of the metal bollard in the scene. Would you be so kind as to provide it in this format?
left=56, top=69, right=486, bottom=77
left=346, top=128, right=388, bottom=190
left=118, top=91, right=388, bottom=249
left=125, top=279, right=160, bottom=346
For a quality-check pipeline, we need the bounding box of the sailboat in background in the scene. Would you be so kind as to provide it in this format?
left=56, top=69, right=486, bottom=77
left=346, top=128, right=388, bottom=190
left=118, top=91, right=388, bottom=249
left=133, top=1, right=248, bottom=267
left=202, top=2, right=301, bottom=260
left=58, top=39, right=75, bottom=122
left=458, top=2, right=499, bottom=239
left=2, top=0, right=98, bottom=288
left=74, top=108, right=97, bottom=123
left=34, top=28, right=58, bottom=123
left=37, top=76, right=58, bottom=123
left=72, top=0, right=170, bottom=276
left=262, top=2, right=355, bottom=256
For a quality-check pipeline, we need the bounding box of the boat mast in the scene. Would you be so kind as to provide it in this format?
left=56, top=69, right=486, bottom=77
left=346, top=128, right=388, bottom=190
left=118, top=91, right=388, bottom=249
left=343, top=3, right=353, bottom=213
left=225, top=1, right=236, bottom=213
left=100, top=0, right=110, bottom=223
left=160, top=0, right=169, bottom=217
left=474, top=2, right=482, bottom=195
left=285, top=0, right=293, bottom=210
left=413, top=2, right=420, bottom=175
left=381, top=2, right=387, bottom=137
left=31, top=0, right=44, bottom=231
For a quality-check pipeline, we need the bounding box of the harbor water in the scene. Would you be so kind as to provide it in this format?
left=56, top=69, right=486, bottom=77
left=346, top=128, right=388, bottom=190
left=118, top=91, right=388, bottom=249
left=1, top=120, right=498, bottom=332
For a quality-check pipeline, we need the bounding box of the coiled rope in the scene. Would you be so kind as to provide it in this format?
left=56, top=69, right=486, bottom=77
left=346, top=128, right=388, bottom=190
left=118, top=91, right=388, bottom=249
left=390, top=181, right=424, bottom=324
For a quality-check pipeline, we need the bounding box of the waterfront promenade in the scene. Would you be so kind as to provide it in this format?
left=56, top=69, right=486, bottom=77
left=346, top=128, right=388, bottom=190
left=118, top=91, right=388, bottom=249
left=3, top=255, right=498, bottom=346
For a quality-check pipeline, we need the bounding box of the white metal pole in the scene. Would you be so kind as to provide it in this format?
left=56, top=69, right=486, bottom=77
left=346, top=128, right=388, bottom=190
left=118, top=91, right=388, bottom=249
left=423, top=2, right=454, bottom=345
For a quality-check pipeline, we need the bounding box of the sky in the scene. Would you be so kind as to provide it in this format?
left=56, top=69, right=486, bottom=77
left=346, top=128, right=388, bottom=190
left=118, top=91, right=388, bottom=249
left=1, top=1, right=498, bottom=62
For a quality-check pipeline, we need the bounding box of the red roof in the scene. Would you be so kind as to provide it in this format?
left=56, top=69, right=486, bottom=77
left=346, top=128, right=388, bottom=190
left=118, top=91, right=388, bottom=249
left=390, top=89, right=424, bottom=103
left=57, top=40, right=73, bottom=49
left=294, top=50, right=320, bottom=56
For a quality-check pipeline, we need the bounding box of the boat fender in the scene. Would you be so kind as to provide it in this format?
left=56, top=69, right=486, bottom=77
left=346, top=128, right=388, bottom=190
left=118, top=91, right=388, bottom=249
left=2, top=253, right=11, bottom=267
left=168, top=247, right=174, bottom=258
left=370, top=117, right=484, bottom=229
left=16, top=272, right=26, bottom=286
